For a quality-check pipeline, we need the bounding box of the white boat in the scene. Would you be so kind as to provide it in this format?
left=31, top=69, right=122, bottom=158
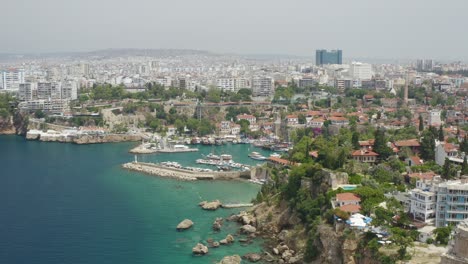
left=248, top=179, right=265, bottom=185
left=157, top=145, right=198, bottom=153
left=249, top=152, right=267, bottom=161
left=270, top=153, right=281, bottom=158
left=220, top=154, right=232, bottom=161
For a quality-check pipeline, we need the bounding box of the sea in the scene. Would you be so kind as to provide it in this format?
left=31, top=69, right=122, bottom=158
left=0, top=135, right=273, bottom=264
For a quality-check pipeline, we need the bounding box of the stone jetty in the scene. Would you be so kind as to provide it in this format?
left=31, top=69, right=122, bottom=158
left=122, top=162, right=251, bottom=181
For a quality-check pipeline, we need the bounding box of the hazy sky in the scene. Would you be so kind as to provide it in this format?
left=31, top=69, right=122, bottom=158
left=2, top=0, right=467, bottom=60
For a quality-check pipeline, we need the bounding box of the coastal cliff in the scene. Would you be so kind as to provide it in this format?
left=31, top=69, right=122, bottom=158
left=0, top=112, right=28, bottom=135
left=245, top=166, right=374, bottom=264
left=26, top=132, right=142, bottom=144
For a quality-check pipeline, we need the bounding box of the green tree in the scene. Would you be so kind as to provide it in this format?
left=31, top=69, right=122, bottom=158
left=434, top=226, right=452, bottom=245
left=442, top=158, right=452, bottom=180
left=462, top=156, right=468, bottom=175
left=418, top=115, right=424, bottom=132
left=34, top=110, right=46, bottom=119
left=352, top=131, right=360, bottom=150
left=373, top=128, right=392, bottom=160
left=420, top=130, right=436, bottom=161
left=237, top=119, right=250, bottom=134
left=438, top=124, right=444, bottom=141
left=206, top=87, right=221, bottom=103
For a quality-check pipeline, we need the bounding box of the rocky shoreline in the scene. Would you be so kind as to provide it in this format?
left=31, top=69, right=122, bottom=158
left=180, top=208, right=304, bottom=264
left=25, top=130, right=141, bottom=144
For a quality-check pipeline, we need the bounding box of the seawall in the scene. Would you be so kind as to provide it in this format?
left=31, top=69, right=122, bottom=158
left=122, top=162, right=252, bottom=181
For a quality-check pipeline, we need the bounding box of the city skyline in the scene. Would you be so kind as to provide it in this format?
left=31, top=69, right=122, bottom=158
left=1, top=0, right=467, bottom=60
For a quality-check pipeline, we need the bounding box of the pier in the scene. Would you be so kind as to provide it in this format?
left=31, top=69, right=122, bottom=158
left=122, top=162, right=251, bottom=181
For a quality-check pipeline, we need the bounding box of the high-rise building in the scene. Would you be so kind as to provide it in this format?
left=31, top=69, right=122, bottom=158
left=80, top=63, right=90, bottom=77
left=1, top=69, right=25, bottom=91
left=251, top=77, right=273, bottom=97
left=416, top=59, right=434, bottom=72
left=18, top=83, right=34, bottom=101
left=61, top=81, right=78, bottom=100
left=349, top=62, right=372, bottom=80
left=316, top=49, right=342, bottom=65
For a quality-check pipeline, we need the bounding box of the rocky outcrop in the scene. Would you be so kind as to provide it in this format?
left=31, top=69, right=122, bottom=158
left=217, top=255, right=242, bottom=264
left=240, top=225, right=257, bottom=234
left=199, top=200, right=222, bottom=210
left=0, top=116, right=15, bottom=134
left=192, top=243, right=209, bottom=255
left=73, top=134, right=141, bottom=144
left=0, top=112, right=28, bottom=135
left=220, top=234, right=235, bottom=245
left=213, top=217, right=223, bottom=231
left=242, top=253, right=262, bottom=262
left=176, top=219, right=193, bottom=231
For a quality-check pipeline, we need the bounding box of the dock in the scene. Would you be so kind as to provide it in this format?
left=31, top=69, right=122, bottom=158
left=122, top=162, right=251, bottom=181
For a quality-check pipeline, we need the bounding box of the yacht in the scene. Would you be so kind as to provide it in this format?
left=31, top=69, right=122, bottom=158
left=248, top=152, right=267, bottom=161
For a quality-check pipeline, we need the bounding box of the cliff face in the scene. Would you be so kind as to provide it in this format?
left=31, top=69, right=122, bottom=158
left=0, top=116, right=15, bottom=134
left=0, top=112, right=28, bottom=135
left=26, top=132, right=142, bottom=144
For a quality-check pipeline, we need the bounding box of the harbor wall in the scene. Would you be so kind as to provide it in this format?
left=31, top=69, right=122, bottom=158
left=122, top=162, right=251, bottom=181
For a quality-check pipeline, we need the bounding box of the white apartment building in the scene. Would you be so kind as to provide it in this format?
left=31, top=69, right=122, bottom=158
left=410, top=180, right=437, bottom=223
left=409, top=178, right=468, bottom=227
left=435, top=179, right=468, bottom=227
left=216, top=78, right=251, bottom=93
left=1, top=69, right=25, bottom=91
left=18, top=99, right=69, bottom=114
left=349, top=62, right=372, bottom=80
left=251, top=77, right=273, bottom=97
left=61, top=80, right=78, bottom=100
left=19, top=83, right=35, bottom=101
left=37, top=82, right=61, bottom=99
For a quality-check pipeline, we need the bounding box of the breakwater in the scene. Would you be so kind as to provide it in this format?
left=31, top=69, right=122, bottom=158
left=122, top=162, right=252, bottom=181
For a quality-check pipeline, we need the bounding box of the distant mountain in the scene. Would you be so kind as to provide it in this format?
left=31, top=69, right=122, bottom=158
left=0, top=49, right=214, bottom=62
left=81, top=48, right=213, bottom=58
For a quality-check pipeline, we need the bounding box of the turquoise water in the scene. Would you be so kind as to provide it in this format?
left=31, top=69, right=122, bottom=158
left=0, top=136, right=266, bottom=264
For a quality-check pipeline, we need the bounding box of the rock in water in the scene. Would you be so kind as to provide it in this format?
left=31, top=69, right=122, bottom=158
left=242, top=253, right=262, bottom=262
left=200, top=200, right=222, bottom=210
left=217, top=255, right=242, bottom=264
left=240, top=224, right=257, bottom=234
left=192, top=243, right=209, bottom=255
left=220, top=234, right=235, bottom=245
left=212, top=241, right=220, bottom=248
left=213, top=217, right=223, bottom=231
left=176, top=219, right=193, bottom=231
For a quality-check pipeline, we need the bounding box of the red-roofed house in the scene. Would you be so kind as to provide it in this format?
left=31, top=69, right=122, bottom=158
left=328, top=116, right=349, bottom=126
left=237, top=114, right=256, bottom=124
left=351, top=150, right=378, bottom=163
left=358, top=139, right=375, bottom=150
left=408, top=171, right=437, bottom=181
left=285, top=115, right=299, bottom=126
left=406, top=156, right=423, bottom=166
left=394, top=139, right=421, bottom=154
left=336, top=193, right=361, bottom=206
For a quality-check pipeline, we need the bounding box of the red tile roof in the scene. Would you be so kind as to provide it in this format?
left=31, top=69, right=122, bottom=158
left=336, top=193, right=361, bottom=202
left=408, top=171, right=437, bottom=180
left=394, top=139, right=420, bottom=147
left=339, top=204, right=361, bottom=213
left=351, top=150, right=379, bottom=156
left=409, top=156, right=423, bottom=165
